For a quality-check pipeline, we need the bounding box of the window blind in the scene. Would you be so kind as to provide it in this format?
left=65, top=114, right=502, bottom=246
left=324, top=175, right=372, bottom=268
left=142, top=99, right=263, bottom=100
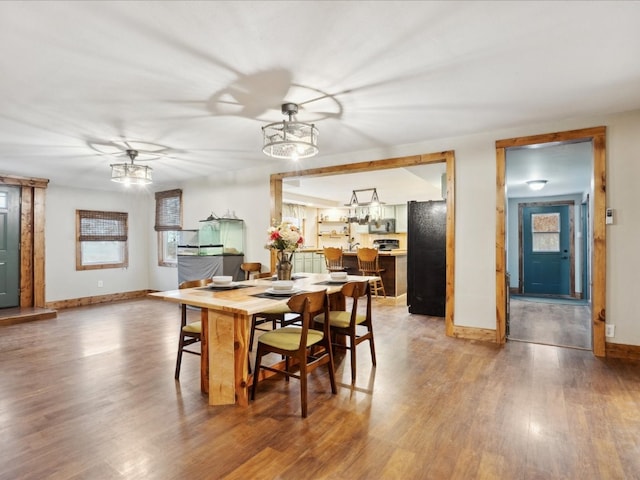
left=155, top=189, right=182, bottom=231
left=78, top=210, right=128, bottom=241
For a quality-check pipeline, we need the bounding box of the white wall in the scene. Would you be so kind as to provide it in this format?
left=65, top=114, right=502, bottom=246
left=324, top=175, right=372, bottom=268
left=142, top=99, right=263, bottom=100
left=45, top=185, right=151, bottom=302
left=41, top=109, right=640, bottom=346
left=603, top=110, right=640, bottom=345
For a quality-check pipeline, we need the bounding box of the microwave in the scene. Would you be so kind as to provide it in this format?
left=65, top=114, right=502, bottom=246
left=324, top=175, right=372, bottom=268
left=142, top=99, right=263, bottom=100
left=368, top=219, right=396, bottom=234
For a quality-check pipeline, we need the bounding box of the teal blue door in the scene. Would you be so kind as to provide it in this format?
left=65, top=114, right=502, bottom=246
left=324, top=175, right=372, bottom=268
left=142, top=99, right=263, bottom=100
left=0, top=185, right=21, bottom=308
left=522, top=205, right=570, bottom=295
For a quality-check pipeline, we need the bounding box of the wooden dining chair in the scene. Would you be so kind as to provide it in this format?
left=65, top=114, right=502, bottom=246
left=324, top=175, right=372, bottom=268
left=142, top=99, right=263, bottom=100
left=175, top=278, right=212, bottom=380
left=357, top=247, right=386, bottom=297
left=248, top=272, right=301, bottom=353
left=251, top=289, right=337, bottom=418
left=323, top=247, right=346, bottom=273
left=241, top=262, right=262, bottom=280
left=314, top=280, right=376, bottom=384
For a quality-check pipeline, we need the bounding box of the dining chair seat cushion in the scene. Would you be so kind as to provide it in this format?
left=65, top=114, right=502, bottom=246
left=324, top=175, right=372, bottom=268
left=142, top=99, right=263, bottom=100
left=315, top=311, right=367, bottom=329
left=259, top=305, right=293, bottom=315
left=182, top=321, right=202, bottom=334
left=258, top=327, right=324, bottom=350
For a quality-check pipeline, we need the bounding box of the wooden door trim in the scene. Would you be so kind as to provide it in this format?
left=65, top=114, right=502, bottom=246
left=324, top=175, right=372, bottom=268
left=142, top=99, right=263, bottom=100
left=495, top=126, right=606, bottom=355
left=270, top=151, right=457, bottom=337
left=1, top=174, right=49, bottom=308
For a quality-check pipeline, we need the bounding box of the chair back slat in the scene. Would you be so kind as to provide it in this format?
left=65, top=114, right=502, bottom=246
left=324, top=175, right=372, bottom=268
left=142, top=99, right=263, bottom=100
left=341, top=281, right=371, bottom=327
left=287, top=290, right=329, bottom=347
left=179, top=278, right=212, bottom=289
left=241, top=262, right=262, bottom=280
left=323, top=247, right=344, bottom=271
left=357, top=247, right=379, bottom=272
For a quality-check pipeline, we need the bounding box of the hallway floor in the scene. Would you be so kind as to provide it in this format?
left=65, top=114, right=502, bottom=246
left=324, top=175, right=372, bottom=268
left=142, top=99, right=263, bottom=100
left=508, top=296, right=591, bottom=349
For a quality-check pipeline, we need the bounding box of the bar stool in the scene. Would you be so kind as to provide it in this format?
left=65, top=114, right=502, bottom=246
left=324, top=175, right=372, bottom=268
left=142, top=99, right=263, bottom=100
left=323, top=247, right=346, bottom=273
left=357, top=247, right=386, bottom=297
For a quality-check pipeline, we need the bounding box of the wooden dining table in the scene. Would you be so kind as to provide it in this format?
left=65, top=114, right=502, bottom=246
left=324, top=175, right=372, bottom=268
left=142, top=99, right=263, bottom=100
left=149, top=272, right=377, bottom=407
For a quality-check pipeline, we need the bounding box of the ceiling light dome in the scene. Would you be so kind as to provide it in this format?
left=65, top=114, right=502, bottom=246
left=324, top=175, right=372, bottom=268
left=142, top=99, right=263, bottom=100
left=262, top=103, right=319, bottom=161
left=526, top=179, right=547, bottom=191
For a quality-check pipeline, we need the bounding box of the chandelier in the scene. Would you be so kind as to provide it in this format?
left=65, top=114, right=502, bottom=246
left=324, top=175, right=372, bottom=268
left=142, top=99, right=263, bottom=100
left=262, top=103, right=319, bottom=161
left=345, top=188, right=382, bottom=207
left=111, top=149, right=152, bottom=185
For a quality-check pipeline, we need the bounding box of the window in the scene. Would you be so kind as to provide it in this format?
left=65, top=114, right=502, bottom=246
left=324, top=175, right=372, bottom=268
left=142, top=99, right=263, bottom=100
left=155, top=189, right=182, bottom=266
left=531, top=212, right=560, bottom=252
left=76, top=210, right=128, bottom=270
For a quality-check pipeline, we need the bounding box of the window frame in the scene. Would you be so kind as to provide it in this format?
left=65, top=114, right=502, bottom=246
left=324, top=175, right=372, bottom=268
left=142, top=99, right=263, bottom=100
left=76, top=209, right=129, bottom=270
left=155, top=189, right=182, bottom=267
left=157, top=230, right=179, bottom=267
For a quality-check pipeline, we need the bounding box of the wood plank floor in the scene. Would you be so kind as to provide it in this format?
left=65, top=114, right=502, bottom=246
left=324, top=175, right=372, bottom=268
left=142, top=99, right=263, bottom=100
left=1, top=298, right=639, bottom=479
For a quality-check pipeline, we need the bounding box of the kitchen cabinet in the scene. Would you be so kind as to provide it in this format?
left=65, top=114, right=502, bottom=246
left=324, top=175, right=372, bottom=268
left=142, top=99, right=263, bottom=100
left=293, top=251, right=325, bottom=274
left=395, top=203, right=408, bottom=232
left=313, top=252, right=325, bottom=273
left=382, top=205, right=396, bottom=219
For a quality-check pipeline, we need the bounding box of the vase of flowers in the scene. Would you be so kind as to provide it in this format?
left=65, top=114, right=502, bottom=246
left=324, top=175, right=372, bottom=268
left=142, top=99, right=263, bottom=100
left=266, top=221, right=304, bottom=280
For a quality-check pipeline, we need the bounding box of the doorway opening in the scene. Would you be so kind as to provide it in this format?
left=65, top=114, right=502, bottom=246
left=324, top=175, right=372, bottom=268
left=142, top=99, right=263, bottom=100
left=496, top=126, right=607, bottom=355
left=270, top=151, right=458, bottom=337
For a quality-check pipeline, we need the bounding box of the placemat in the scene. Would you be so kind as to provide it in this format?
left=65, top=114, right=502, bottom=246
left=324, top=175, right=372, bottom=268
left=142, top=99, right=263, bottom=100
left=198, top=284, right=251, bottom=291
left=251, top=290, right=310, bottom=299
left=263, top=274, right=308, bottom=281
left=314, top=280, right=348, bottom=286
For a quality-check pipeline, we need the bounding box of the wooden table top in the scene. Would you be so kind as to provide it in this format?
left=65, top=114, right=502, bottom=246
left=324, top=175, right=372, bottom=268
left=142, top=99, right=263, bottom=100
left=148, top=273, right=375, bottom=315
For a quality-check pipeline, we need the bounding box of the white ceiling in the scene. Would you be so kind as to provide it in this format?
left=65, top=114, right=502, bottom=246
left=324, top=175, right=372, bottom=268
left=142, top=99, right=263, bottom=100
left=0, top=1, right=638, bottom=195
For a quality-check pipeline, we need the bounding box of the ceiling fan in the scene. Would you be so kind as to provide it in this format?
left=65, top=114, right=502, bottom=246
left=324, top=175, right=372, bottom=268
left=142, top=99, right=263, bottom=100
left=88, top=138, right=170, bottom=162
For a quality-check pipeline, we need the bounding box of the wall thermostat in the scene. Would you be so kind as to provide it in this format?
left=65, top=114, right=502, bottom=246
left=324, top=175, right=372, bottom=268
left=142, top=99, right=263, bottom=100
left=606, top=208, right=614, bottom=225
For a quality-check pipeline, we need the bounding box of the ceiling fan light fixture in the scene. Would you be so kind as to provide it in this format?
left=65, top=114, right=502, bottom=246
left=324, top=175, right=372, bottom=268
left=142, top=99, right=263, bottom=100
left=111, top=149, right=153, bottom=185
left=526, top=179, right=547, bottom=191
left=262, top=103, right=319, bottom=160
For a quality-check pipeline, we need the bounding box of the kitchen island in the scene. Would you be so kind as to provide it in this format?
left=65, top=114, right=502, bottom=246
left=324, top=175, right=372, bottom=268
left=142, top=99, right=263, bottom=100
left=342, top=250, right=407, bottom=297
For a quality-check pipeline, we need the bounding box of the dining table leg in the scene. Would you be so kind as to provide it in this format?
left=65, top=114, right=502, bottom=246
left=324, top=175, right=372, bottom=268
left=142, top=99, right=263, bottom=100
left=203, top=308, right=250, bottom=406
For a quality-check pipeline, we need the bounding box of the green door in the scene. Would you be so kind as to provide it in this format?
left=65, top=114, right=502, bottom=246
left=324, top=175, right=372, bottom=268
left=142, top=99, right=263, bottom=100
left=522, top=205, right=570, bottom=295
left=0, top=185, right=21, bottom=308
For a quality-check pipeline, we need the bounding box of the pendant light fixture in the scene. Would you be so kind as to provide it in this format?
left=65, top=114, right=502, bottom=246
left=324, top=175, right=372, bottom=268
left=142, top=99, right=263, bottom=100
left=262, top=103, right=319, bottom=161
left=345, top=188, right=382, bottom=207
left=111, top=149, right=152, bottom=185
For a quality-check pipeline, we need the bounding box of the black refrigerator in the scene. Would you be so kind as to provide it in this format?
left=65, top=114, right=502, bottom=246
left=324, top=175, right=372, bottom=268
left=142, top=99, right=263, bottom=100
left=407, top=200, right=447, bottom=316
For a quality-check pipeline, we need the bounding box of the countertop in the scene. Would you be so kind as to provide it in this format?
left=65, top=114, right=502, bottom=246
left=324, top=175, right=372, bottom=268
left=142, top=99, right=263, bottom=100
left=343, top=250, right=407, bottom=257
left=298, top=248, right=407, bottom=256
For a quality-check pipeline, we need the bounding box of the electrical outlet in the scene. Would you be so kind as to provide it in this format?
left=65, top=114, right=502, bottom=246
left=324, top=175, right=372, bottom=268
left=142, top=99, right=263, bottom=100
left=97, top=280, right=103, bottom=288
left=605, top=324, right=615, bottom=337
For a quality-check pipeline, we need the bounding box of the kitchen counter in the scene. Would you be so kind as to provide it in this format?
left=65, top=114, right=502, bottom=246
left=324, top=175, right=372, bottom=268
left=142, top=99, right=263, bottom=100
left=293, top=249, right=407, bottom=297
left=300, top=248, right=407, bottom=255
left=341, top=250, right=407, bottom=297
left=342, top=249, right=407, bottom=257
